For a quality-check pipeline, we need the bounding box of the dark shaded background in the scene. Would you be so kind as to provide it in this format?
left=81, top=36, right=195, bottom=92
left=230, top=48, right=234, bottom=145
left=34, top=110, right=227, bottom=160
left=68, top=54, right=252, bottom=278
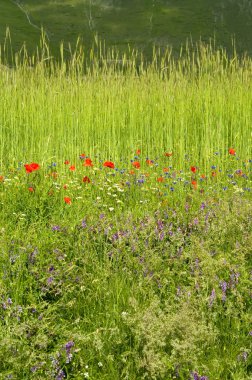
left=1, top=0, right=252, bottom=58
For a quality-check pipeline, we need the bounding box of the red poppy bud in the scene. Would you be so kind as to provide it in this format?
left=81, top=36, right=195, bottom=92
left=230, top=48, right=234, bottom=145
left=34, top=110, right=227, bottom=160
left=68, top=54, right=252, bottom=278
left=82, top=176, right=91, bottom=183
left=191, top=180, right=197, bottom=189
left=64, top=197, right=71, bottom=205
left=229, top=148, right=236, bottom=155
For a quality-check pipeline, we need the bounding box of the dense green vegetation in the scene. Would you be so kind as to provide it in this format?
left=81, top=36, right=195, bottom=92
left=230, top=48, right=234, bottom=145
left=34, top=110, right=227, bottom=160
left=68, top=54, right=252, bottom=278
left=0, top=36, right=251, bottom=379
left=1, top=0, right=252, bottom=57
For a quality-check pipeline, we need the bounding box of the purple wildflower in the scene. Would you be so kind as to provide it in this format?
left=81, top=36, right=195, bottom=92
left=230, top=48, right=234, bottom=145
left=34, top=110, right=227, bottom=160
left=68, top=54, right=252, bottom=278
left=159, top=231, right=164, bottom=241
left=237, top=351, right=248, bottom=362
left=157, top=219, right=164, bottom=230
left=200, top=202, right=206, bottom=210
left=29, top=247, right=39, bottom=263
left=65, top=341, right=74, bottom=364
left=112, top=232, right=120, bottom=242
left=65, top=341, right=74, bottom=352
left=52, top=225, right=61, bottom=231
left=192, top=372, right=208, bottom=380
left=241, top=352, right=248, bottom=361
left=81, top=219, right=87, bottom=228
left=209, top=288, right=216, bottom=307
left=229, top=272, right=240, bottom=288
left=220, top=280, right=228, bottom=301
left=31, top=366, right=39, bottom=373
left=56, top=369, right=65, bottom=380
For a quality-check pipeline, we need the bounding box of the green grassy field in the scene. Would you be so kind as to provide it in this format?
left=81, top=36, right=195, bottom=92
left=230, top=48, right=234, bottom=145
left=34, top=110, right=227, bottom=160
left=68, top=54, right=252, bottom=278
left=1, top=0, right=252, bottom=57
left=0, top=40, right=251, bottom=379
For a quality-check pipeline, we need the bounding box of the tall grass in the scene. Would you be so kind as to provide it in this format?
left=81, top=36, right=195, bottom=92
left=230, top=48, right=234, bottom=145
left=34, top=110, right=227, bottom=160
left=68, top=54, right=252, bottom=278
left=0, top=32, right=251, bottom=169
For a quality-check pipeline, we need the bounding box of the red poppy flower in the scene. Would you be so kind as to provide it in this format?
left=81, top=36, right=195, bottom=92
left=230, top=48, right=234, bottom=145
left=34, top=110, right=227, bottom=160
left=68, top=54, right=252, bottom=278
left=83, top=158, right=93, bottom=167
left=163, top=167, right=169, bottom=173
left=190, top=166, right=197, bottom=173
left=69, top=165, right=76, bottom=171
left=64, top=197, right=71, bottom=205
left=129, top=170, right=135, bottom=175
left=235, top=169, right=243, bottom=176
left=191, top=180, right=197, bottom=189
left=63, top=184, right=68, bottom=189
left=28, top=187, right=34, bottom=192
left=51, top=172, right=58, bottom=179
left=146, top=159, right=153, bottom=166
left=79, top=153, right=86, bottom=159
left=82, top=176, right=91, bottom=183
left=165, top=152, right=173, bottom=157
left=64, top=160, right=70, bottom=165
left=0, top=175, right=4, bottom=182
left=24, top=163, right=40, bottom=173
left=103, top=161, right=115, bottom=169
left=24, top=164, right=32, bottom=173
left=157, top=177, right=164, bottom=182
left=136, top=149, right=141, bottom=155
left=201, top=174, right=206, bottom=179
left=31, top=163, right=39, bottom=170
left=132, top=161, right=140, bottom=169
left=212, top=171, right=217, bottom=177
left=229, top=148, right=236, bottom=155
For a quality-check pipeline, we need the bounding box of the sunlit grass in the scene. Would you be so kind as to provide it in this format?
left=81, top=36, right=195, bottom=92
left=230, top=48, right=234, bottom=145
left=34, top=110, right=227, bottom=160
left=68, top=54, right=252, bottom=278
left=0, top=33, right=251, bottom=169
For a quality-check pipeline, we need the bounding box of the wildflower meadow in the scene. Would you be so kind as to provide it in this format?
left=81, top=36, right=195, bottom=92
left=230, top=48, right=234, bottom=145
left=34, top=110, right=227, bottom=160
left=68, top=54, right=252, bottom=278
left=0, top=34, right=251, bottom=379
